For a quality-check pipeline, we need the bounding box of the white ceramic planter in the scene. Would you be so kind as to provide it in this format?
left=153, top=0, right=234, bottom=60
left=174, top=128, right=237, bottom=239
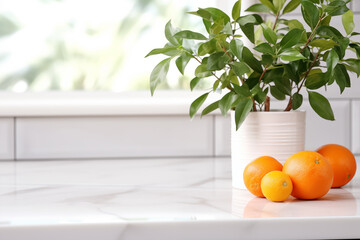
left=231, top=111, right=306, bottom=189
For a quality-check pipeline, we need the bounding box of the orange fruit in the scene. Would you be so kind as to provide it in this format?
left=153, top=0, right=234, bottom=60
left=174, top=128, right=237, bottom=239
left=316, top=144, right=357, bottom=188
left=261, top=171, right=293, bottom=202
left=283, top=151, right=333, bottom=200
left=243, top=156, right=283, bottom=197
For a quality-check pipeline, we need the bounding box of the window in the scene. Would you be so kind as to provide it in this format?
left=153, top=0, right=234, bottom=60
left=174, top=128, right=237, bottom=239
left=0, top=0, right=225, bottom=92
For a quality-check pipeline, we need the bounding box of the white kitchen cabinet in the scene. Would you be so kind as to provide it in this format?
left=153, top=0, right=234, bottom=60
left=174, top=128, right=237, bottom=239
left=16, top=116, right=214, bottom=160
left=352, top=100, right=360, bottom=155
left=0, top=118, right=14, bottom=160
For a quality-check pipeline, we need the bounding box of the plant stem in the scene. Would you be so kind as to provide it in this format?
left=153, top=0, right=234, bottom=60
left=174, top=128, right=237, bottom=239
left=252, top=99, right=257, bottom=112
left=300, top=15, right=325, bottom=53
left=297, top=51, right=321, bottom=93
left=259, top=64, right=269, bottom=84
left=264, top=96, right=270, bottom=111
left=223, top=47, right=233, bottom=62
left=273, top=12, right=280, bottom=30
left=191, top=54, right=235, bottom=92
left=284, top=51, right=320, bottom=111
left=283, top=14, right=325, bottom=111
left=192, top=55, right=202, bottom=64
left=284, top=97, right=292, bottom=111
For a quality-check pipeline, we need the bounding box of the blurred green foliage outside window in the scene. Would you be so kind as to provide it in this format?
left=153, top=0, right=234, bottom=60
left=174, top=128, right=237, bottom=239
left=0, top=0, right=215, bottom=92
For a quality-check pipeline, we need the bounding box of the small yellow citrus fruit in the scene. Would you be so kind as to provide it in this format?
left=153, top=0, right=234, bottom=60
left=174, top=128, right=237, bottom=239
left=261, top=171, right=293, bottom=202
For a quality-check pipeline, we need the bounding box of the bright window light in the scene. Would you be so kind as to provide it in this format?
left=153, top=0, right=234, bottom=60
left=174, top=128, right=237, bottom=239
left=0, top=0, right=218, bottom=92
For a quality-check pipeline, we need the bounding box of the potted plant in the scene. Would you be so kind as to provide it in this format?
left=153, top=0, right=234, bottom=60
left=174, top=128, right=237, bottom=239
left=146, top=0, right=359, bottom=188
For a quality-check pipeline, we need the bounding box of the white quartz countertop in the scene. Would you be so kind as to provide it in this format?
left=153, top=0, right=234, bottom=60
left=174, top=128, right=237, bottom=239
left=0, top=157, right=360, bottom=240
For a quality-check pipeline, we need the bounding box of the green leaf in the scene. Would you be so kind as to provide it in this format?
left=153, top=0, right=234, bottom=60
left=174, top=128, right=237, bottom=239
left=232, top=84, right=252, bottom=97
left=242, top=47, right=263, bottom=73
left=230, top=39, right=244, bottom=60
left=145, top=46, right=180, bottom=58
left=234, top=97, right=253, bottom=130
left=305, top=71, right=327, bottom=89
left=287, top=19, right=305, bottom=30
left=263, top=67, right=284, bottom=84
left=222, top=22, right=233, bottom=35
left=309, top=39, right=338, bottom=51
left=245, top=4, right=271, bottom=13
left=343, top=59, right=360, bottom=77
left=189, top=92, right=210, bottom=119
left=350, top=43, right=360, bottom=58
left=207, top=52, right=229, bottom=71
left=150, top=58, right=171, bottom=96
left=237, top=15, right=263, bottom=44
left=342, top=10, right=355, bottom=35
left=240, top=24, right=255, bottom=43
left=283, top=0, right=301, bottom=14
left=221, top=74, right=231, bottom=89
left=203, top=19, right=212, bottom=34
left=274, top=78, right=292, bottom=95
left=324, top=0, right=349, bottom=16
left=165, top=21, right=181, bottom=46
left=228, top=69, right=240, bottom=85
left=334, top=37, right=350, bottom=60
left=316, top=26, right=344, bottom=40
left=219, top=92, right=235, bottom=116
left=334, top=64, right=350, bottom=93
left=174, top=30, right=207, bottom=40
left=308, top=91, right=335, bottom=121
left=284, top=64, right=300, bottom=84
left=279, top=49, right=306, bottom=61
left=301, top=0, right=319, bottom=30
left=201, top=101, right=219, bottom=116
left=236, top=14, right=262, bottom=25
left=246, top=72, right=262, bottom=89
left=259, top=0, right=276, bottom=13
left=342, top=65, right=351, bottom=88
left=175, top=53, right=191, bottom=75
left=292, top=92, right=303, bottom=110
left=321, top=15, right=332, bottom=26
left=270, top=86, right=286, bottom=100
left=190, top=77, right=201, bottom=91
left=188, top=8, right=212, bottom=21
left=213, top=80, right=220, bottom=91
left=326, top=49, right=339, bottom=75
left=198, top=39, right=218, bottom=56
left=195, top=64, right=213, bottom=78
left=351, top=32, right=360, bottom=37
left=254, top=43, right=275, bottom=55
left=273, top=0, right=286, bottom=13
left=251, top=84, right=267, bottom=104
left=231, top=61, right=251, bottom=76
left=210, top=19, right=225, bottom=34
left=204, top=7, right=231, bottom=23
left=232, top=0, right=241, bottom=20
left=261, top=23, right=277, bottom=45
left=279, top=28, right=304, bottom=50
left=262, top=54, right=274, bottom=65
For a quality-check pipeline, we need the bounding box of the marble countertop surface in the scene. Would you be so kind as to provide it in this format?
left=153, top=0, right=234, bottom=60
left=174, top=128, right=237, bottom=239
left=0, top=157, right=359, bottom=240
